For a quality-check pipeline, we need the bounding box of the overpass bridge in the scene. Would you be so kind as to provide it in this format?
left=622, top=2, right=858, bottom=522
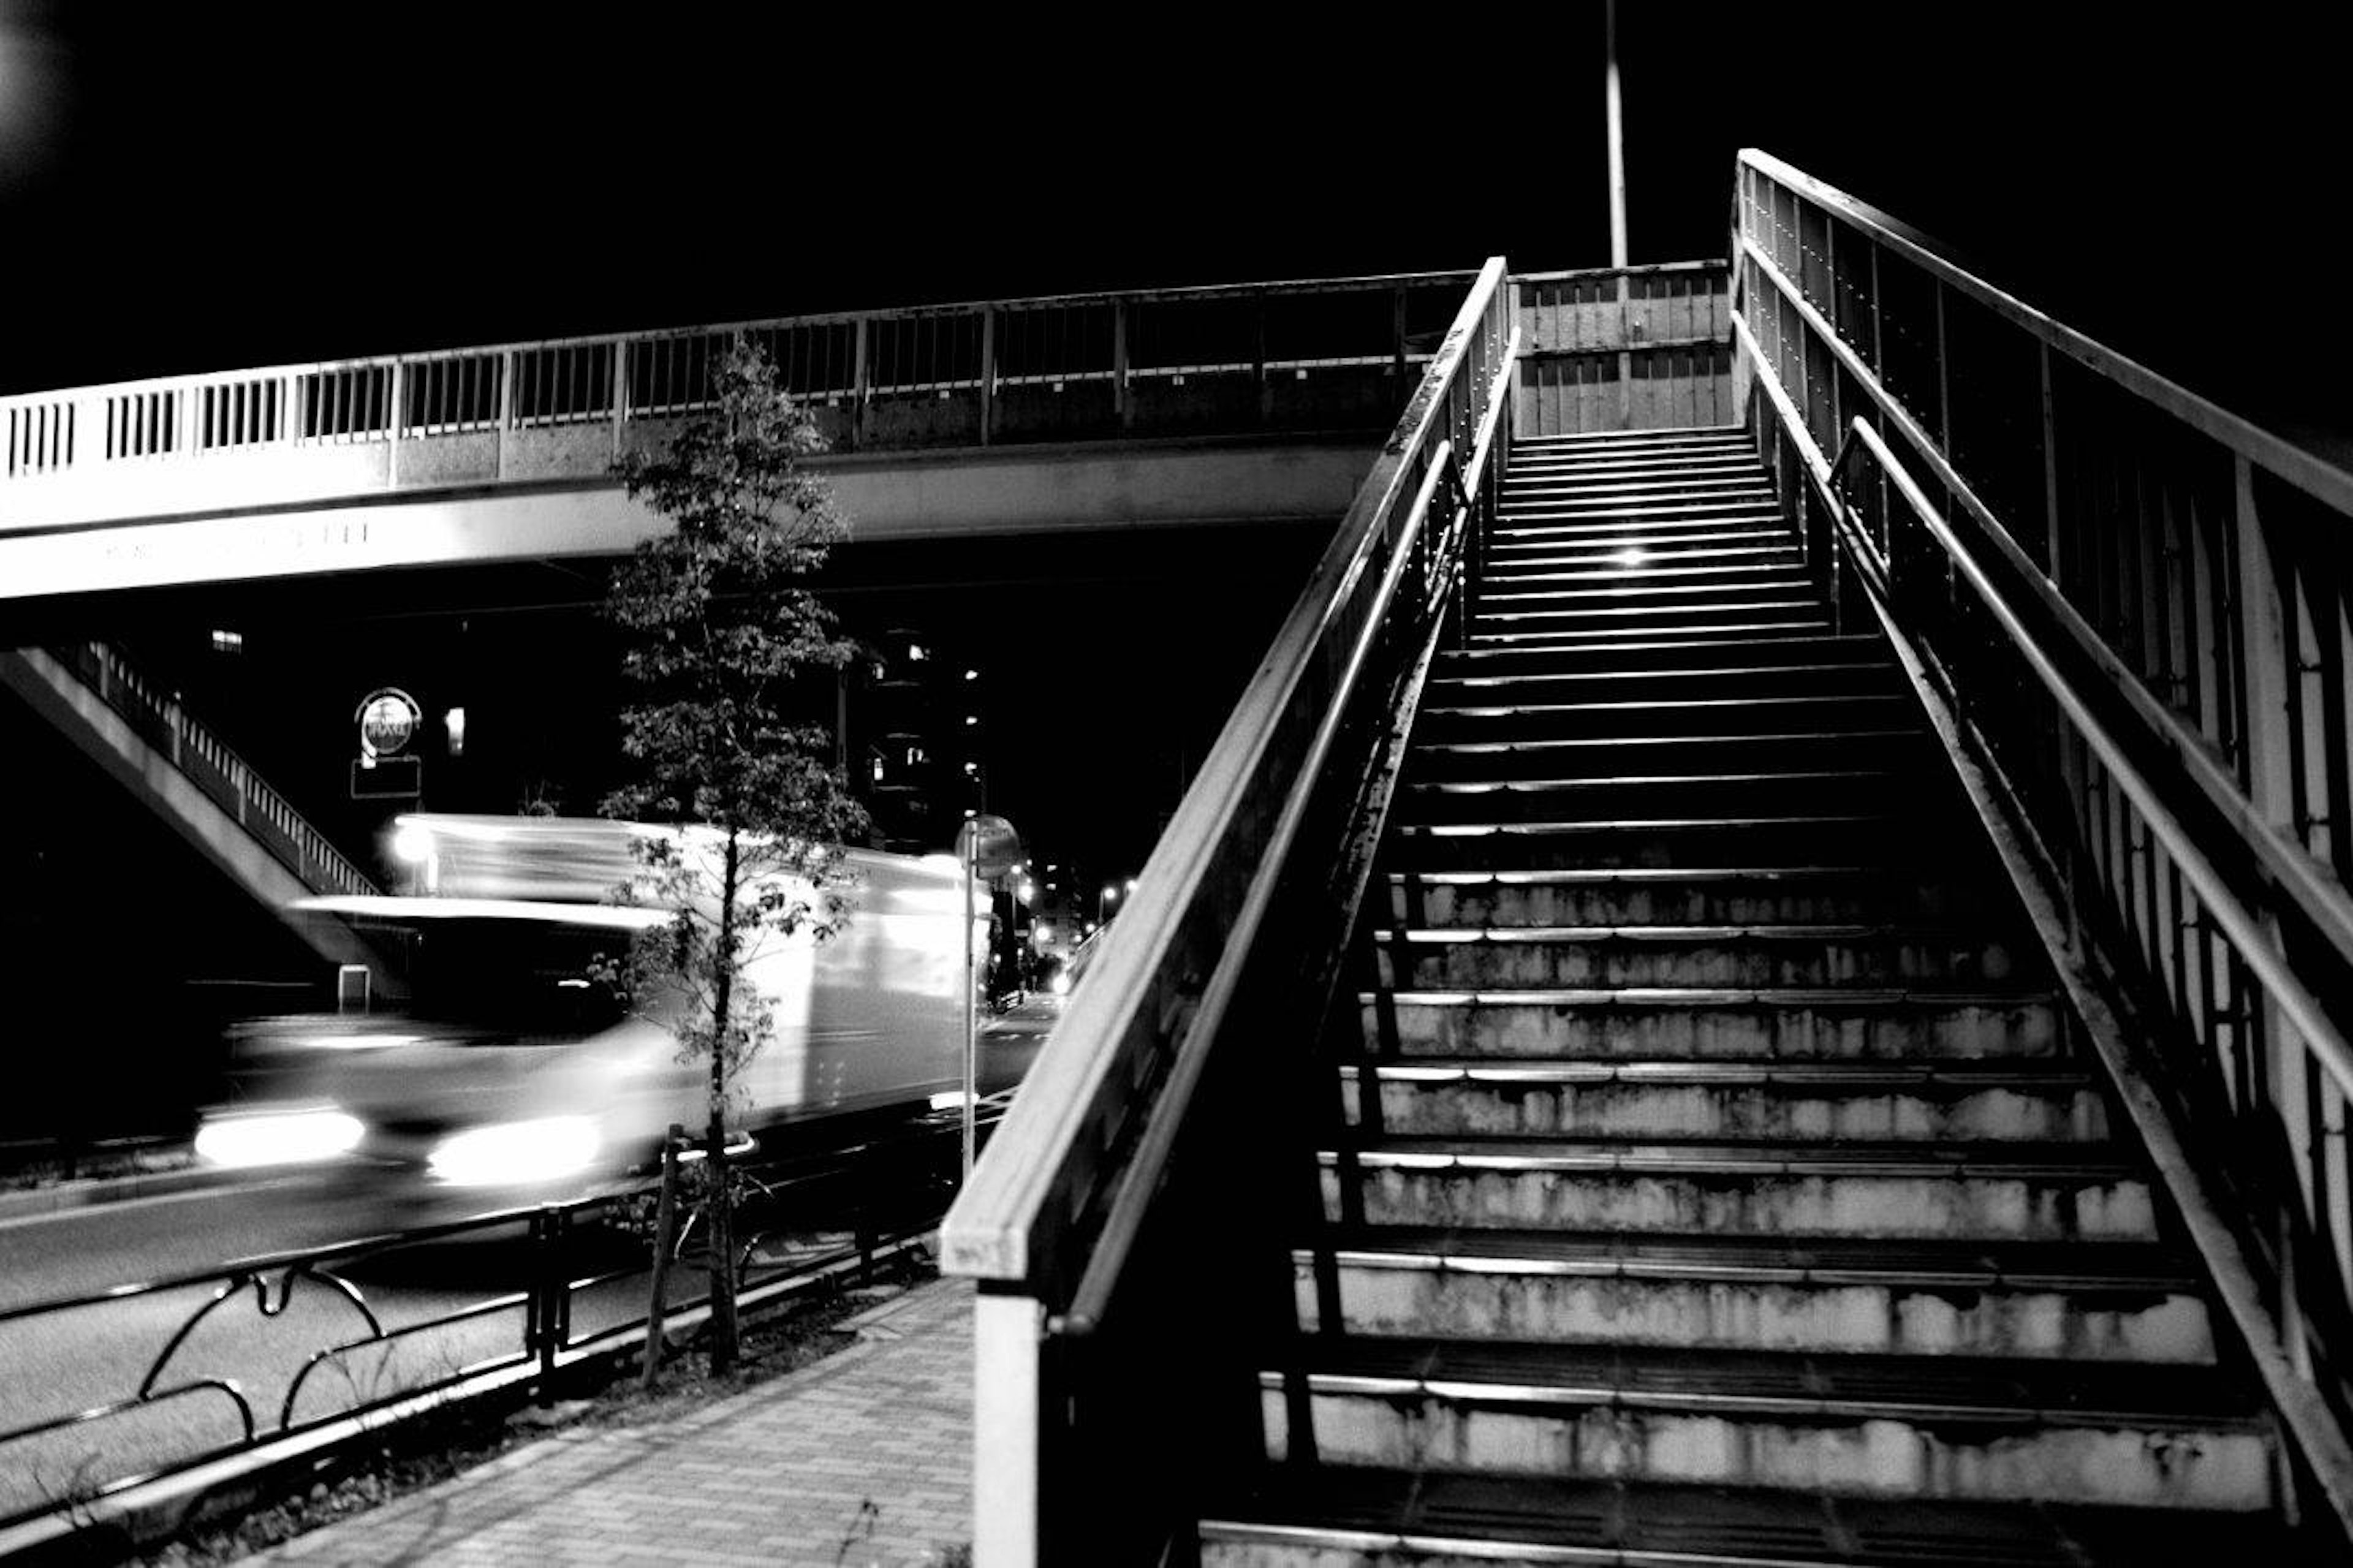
left=941, top=150, right=2353, bottom=1564
left=0, top=267, right=1729, bottom=600
left=17, top=144, right=2350, bottom=1567
left=0, top=262, right=1735, bottom=925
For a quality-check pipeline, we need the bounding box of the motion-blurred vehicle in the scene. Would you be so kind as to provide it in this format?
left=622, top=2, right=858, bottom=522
left=195, top=815, right=981, bottom=1218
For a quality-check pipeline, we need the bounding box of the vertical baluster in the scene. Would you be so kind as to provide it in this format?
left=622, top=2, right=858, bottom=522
left=851, top=317, right=870, bottom=451
left=2233, top=454, right=2322, bottom=1380
left=2284, top=558, right=2336, bottom=868
left=612, top=339, right=628, bottom=457
left=980, top=306, right=996, bottom=444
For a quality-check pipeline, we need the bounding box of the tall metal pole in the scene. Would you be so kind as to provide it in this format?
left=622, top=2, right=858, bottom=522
left=962, top=837, right=978, bottom=1180
left=1605, top=0, right=1633, bottom=426
left=1605, top=0, right=1629, bottom=267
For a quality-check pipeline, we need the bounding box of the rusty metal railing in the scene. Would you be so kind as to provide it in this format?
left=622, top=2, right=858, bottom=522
left=1729, top=146, right=2353, bottom=1543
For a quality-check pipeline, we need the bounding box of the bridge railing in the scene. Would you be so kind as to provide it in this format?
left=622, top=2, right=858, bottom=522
left=37, top=643, right=376, bottom=900
left=0, top=273, right=1474, bottom=532
left=1729, top=146, right=2353, bottom=1539
left=940, top=259, right=1516, bottom=1565
left=1512, top=260, right=1733, bottom=436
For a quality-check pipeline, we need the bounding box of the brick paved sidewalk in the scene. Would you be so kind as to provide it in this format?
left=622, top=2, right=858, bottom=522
left=257, top=1277, right=976, bottom=1567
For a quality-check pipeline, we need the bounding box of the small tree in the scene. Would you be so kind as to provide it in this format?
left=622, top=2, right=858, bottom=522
left=602, top=341, right=869, bottom=1374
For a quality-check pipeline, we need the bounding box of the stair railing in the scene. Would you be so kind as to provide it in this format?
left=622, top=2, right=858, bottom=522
left=1727, top=148, right=2353, bottom=1539
left=42, top=642, right=376, bottom=899
left=942, top=257, right=1516, bottom=1566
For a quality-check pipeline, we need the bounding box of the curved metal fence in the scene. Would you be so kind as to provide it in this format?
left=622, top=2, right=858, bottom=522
left=0, top=1106, right=994, bottom=1553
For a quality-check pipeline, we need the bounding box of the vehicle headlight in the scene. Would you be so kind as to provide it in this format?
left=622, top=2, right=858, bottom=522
left=195, top=1107, right=365, bottom=1168
left=427, top=1117, right=601, bottom=1187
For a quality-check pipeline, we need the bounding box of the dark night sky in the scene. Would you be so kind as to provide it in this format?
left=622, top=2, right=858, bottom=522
left=3, top=2, right=2346, bottom=445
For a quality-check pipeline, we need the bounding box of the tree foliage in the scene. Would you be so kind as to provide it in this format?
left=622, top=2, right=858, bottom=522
left=601, top=341, right=869, bottom=1374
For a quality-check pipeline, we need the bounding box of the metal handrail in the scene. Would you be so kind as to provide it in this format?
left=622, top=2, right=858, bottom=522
left=1050, top=348, right=1516, bottom=1335
left=1828, top=413, right=2353, bottom=1102
left=1738, top=148, right=2353, bottom=517
left=1731, top=297, right=2353, bottom=1534
left=1734, top=211, right=2353, bottom=979
left=939, top=257, right=1513, bottom=1300
left=1057, top=385, right=1508, bottom=1336
left=33, top=642, right=377, bottom=900
left=2, top=269, right=1477, bottom=408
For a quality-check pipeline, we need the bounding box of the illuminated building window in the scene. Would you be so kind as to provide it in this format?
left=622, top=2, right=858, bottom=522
left=210, top=629, right=244, bottom=654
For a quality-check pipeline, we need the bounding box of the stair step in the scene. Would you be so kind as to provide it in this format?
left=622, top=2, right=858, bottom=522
left=1471, top=604, right=1835, bottom=641
left=1339, top=1058, right=2102, bottom=1142
left=1435, top=632, right=1887, bottom=676
left=1368, top=922, right=2025, bottom=989
left=1257, top=1339, right=2268, bottom=1509
left=1323, top=1139, right=2156, bottom=1243
left=1505, top=453, right=1760, bottom=483
left=1429, top=659, right=1889, bottom=695
left=1501, top=479, right=1777, bottom=507
left=1485, top=542, right=1803, bottom=574
left=1514, top=427, right=1748, bottom=451
left=1494, top=499, right=1792, bottom=529
left=1387, top=816, right=1985, bottom=876
left=1293, top=1227, right=2211, bottom=1362
left=1383, top=809, right=1995, bottom=871
left=1407, top=733, right=1932, bottom=787
left=1385, top=865, right=1985, bottom=926
left=1200, top=1468, right=2289, bottom=1567
left=1415, top=691, right=1913, bottom=741
left=1358, top=988, right=2063, bottom=1061
left=1469, top=615, right=1837, bottom=650
left=1493, top=502, right=1789, bottom=533
left=1479, top=575, right=1815, bottom=609
left=1400, top=773, right=1934, bottom=832
left=1480, top=560, right=1811, bottom=594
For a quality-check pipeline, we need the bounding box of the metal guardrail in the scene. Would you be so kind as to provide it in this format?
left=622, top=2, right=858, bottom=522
left=0, top=1106, right=996, bottom=1548
left=940, top=257, right=1516, bottom=1564
left=42, top=642, right=376, bottom=900
left=0, top=272, right=1476, bottom=530
left=1729, top=147, right=2353, bottom=1541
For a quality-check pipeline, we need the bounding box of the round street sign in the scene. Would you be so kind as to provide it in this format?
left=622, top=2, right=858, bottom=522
left=356, top=687, right=422, bottom=759
left=954, top=813, right=1023, bottom=881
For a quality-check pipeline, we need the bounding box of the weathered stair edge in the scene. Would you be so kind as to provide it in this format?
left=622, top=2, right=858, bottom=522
left=1847, top=545, right=2353, bottom=1532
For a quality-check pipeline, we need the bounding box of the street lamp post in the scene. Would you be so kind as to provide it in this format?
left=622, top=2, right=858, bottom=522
left=955, top=814, right=1021, bottom=1181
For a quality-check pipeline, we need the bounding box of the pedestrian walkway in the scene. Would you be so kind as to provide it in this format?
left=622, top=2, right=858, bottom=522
left=259, top=1278, right=976, bottom=1567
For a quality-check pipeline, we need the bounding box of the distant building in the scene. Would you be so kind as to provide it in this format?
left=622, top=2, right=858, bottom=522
left=852, top=626, right=988, bottom=854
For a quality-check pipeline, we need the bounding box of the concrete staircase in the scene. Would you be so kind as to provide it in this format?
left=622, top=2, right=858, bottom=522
left=1199, top=428, right=2293, bottom=1564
